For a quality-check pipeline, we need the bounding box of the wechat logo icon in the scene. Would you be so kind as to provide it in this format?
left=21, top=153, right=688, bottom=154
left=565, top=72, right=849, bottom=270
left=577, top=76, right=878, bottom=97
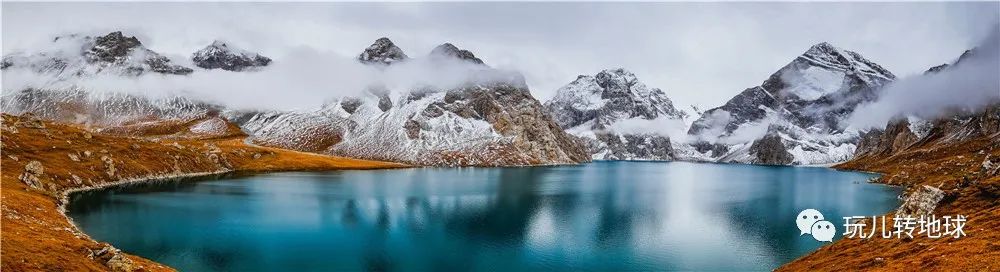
left=796, top=209, right=835, bottom=242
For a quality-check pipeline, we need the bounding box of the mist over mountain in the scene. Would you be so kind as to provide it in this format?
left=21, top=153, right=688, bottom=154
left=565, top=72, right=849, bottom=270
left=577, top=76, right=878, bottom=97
left=2, top=19, right=997, bottom=167
left=544, top=68, right=687, bottom=160
left=1, top=32, right=523, bottom=111
left=849, top=24, right=1000, bottom=129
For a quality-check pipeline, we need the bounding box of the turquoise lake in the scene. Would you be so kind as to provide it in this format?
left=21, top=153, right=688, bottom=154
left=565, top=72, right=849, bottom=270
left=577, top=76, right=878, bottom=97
left=67, top=161, right=901, bottom=271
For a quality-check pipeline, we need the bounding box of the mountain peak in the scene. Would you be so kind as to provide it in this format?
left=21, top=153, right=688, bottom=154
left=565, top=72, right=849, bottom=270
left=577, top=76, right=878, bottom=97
left=798, top=42, right=895, bottom=80
left=358, top=37, right=408, bottom=65
left=595, top=68, right=638, bottom=89
left=192, top=40, right=271, bottom=71
left=805, top=42, right=836, bottom=53
left=3, top=31, right=192, bottom=75
left=87, top=31, right=143, bottom=63
left=430, top=43, right=484, bottom=65
left=546, top=67, right=685, bottom=130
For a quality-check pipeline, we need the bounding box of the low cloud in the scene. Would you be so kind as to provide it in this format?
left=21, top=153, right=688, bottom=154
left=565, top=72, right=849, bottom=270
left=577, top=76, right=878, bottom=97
left=1, top=38, right=522, bottom=111
left=848, top=24, right=1000, bottom=129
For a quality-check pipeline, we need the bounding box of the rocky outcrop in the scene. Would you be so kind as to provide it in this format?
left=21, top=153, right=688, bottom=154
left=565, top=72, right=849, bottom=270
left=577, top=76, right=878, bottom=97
left=544, top=68, right=686, bottom=160
left=589, top=133, right=674, bottom=161
left=687, top=86, right=779, bottom=136
left=748, top=133, right=794, bottom=165
left=853, top=129, right=884, bottom=158
left=192, top=40, right=271, bottom=71
left=854, top=118, right=918, bottom=158
left=19, top=160, right=44, bottom=191
left=895, top=185, right=945, bottom=218
left=358, top=37, right=408, bottom=65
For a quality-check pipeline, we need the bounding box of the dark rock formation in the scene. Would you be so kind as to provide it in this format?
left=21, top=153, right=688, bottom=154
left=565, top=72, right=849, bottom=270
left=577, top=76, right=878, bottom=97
left=87, top=31, right=142, bottom=63
left=358, top=37, right=408, bottom=65
left=192, top=41, right=271, bottom=71
left=749, top=133, right=794, bottom=165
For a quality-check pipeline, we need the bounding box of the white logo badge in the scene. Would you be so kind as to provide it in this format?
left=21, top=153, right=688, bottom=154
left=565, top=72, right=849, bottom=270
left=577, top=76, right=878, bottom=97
left=797, top=209, right=835, bottom=242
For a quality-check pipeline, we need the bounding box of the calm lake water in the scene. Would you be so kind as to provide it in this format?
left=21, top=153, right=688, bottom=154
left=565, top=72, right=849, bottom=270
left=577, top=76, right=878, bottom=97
left=68, top=162, right=900, bottom=271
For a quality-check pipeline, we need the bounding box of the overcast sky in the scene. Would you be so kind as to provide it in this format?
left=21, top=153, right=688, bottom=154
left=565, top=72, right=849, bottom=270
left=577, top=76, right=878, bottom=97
left=3, top=2, right=997, bottom=110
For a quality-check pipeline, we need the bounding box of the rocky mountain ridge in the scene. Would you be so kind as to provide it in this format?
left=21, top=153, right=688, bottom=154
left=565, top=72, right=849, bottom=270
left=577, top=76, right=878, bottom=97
left=234, top=38, right=590, bottom=166
left=357, top=37, right=409, bottom=65
left=2, top=31, right=194, bottom=77
left=191, top=40, right=272, bottom=71
left=544, top=68, right=686, bottom=160
left=683, top=42, right=897, bottom=165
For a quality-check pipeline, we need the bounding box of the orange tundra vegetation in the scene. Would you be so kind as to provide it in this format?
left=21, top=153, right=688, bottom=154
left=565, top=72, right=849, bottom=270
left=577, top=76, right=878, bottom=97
left=0, top=114, right=404, bottom=271
left=780, top=128, right=1000, bottom=270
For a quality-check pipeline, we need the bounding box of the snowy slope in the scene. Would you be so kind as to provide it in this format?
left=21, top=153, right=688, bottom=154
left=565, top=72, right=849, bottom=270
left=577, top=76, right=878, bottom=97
left=192, top=40, right=271, bottom=71
left=545, top=68, right=687, bottom=160
left=685, top=42, right=895, bottom=165
left=239, top=39, right=590, bottom=166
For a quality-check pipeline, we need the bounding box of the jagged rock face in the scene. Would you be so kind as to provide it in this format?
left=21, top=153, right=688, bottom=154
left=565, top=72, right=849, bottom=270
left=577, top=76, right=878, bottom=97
left=2, top=31, right=193, bottom=76
left=854, top=118, right=918, bottom=159
left=88, top=32, right=143, bottom=63
left=548, top=69, right=686, bottom=130
left=430, top=43, right=484, bottom=65
left=686, top=42, right=896, bottom=165
left=358, top=37, right=408, bottom=65
left=544, top=68, right=686, bottom=161
left=588, top=133, right=674, bottom=160
left=853, top=129, right=884, bottom=158
left=748, top=133, right=794, bottom=165
left=192, top=41, right=271, bottom=71
left=687, top=86, right=779, bottom=136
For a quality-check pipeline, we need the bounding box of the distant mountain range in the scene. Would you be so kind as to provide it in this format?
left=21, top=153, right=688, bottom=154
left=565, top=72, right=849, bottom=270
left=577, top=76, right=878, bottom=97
left=2, top=31, right=995, bottom=167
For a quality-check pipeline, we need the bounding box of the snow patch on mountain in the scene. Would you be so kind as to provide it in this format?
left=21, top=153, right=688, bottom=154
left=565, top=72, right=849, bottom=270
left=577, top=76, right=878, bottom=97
left=684, top=42, right=895, bottom=165
left=192, top=40, right=271, bottom=71
left=237, top=38, right=590, bottom=166
left=358, top=37, right=408, bottom=65
left=545, top=68, right=687, bottom=161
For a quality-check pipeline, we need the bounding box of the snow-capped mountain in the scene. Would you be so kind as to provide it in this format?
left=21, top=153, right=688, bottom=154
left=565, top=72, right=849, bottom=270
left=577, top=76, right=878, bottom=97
left=544, top=68, right=687, bottom=160
left=357, top=37, right=408, bottom=65
left=238, top=39, right=590, bottom=166
left=1, top=33, right=587, bottom=167
left=191, top=40, right=272, bottom=71
left=686, top=42, right=896, bottom=165
left=1, top=31, right=193, bottom=77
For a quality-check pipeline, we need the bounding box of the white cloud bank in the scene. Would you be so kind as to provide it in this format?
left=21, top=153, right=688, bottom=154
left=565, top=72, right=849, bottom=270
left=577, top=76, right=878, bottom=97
left=849, top=24, right=1000, bottom=129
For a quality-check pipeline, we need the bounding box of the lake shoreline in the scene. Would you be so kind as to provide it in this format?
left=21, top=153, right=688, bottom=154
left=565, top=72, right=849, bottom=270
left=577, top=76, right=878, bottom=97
left=5, top=112, right=993, bottom=271
left=1, top=114, right=405, bottom=272
left=779, top=137, right=1000, bottom=270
